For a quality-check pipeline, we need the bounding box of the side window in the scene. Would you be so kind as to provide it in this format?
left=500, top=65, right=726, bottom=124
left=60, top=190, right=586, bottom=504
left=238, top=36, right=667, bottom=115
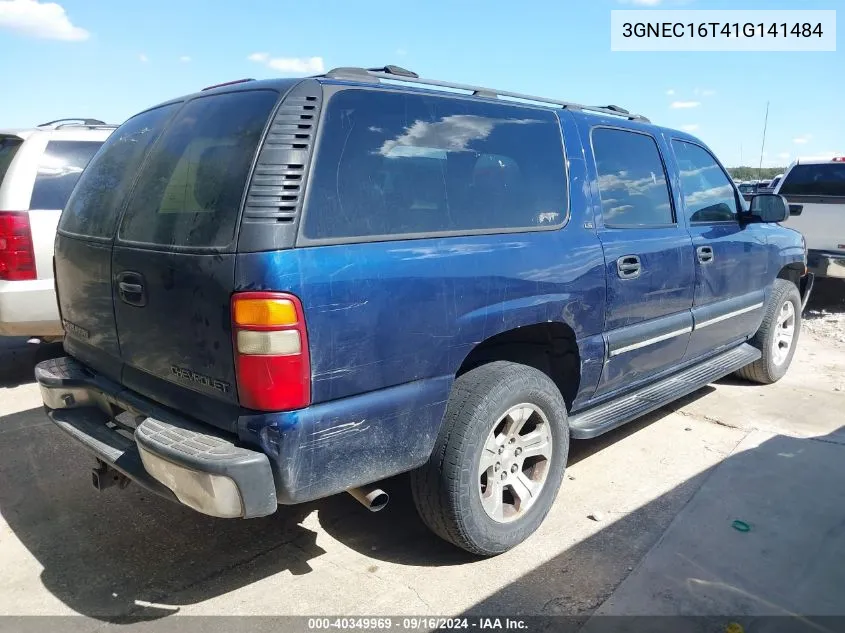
left=29, top=141, right=103, bottom=210
left=302, top=89, right=567, bottom=241
left=591, top=128, right=674, bottom=227
left=61, top=104, right=179, bottom=238
left=672, top=140, right=739, bottom=223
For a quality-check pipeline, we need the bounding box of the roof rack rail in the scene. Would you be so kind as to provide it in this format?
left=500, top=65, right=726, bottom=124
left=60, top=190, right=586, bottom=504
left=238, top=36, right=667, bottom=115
left=38, top=118, right=107, bottom=128
left=320, top=66, right=650, bottom=122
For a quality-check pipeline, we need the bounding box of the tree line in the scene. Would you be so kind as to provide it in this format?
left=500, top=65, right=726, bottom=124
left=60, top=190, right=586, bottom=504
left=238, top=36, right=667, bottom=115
left=726, top=166, right=786, bottom=181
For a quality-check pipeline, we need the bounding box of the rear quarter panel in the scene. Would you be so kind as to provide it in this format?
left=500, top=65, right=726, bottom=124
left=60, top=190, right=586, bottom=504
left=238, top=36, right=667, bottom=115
left=236, top=109, right=606, bottom=407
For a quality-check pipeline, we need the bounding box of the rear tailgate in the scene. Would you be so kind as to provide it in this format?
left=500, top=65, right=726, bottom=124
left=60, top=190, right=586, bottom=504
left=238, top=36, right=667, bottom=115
left=57, top=106, right=178, bottom=379
left=111, top=89, right=281, bottom=432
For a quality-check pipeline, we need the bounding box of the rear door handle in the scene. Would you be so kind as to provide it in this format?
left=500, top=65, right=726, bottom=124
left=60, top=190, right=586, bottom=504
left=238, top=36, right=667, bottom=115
left=697, top=246, right=714, bottom=264
left=116, top=272, right=146, bottom=307
left=118, top=282, right=143, bottom=294
left=616, top=255, right=641, bottom=279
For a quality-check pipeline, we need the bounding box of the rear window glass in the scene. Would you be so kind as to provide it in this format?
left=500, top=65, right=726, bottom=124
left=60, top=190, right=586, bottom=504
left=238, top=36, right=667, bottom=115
left=29, top=141, right=103, bottom=210
left=779, top=163, right=845, bottom=197
left=60, top=105, right=178, bottom=238
left=592, top=128, right=674, bottom=227
left=118, top=90, right=278, bottom=248
left=302, top=89, right=567, bottom=241
left=0, top=136, right=22, bottom=184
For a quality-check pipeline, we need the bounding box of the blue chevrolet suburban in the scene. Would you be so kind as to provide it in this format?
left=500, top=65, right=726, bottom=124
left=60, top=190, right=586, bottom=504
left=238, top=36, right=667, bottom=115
left=36, top=66, right=812, bottom=555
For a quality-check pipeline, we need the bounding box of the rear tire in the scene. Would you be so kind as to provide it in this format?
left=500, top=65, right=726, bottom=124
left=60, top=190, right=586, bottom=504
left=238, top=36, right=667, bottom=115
left=410, top=361, right=569, bottom=556
left=735, top=279, right=801, bottom=384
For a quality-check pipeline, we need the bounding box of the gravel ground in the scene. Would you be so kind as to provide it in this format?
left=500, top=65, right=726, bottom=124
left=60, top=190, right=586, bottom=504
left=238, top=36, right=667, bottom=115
left=803, top=278, right=845, bottom=346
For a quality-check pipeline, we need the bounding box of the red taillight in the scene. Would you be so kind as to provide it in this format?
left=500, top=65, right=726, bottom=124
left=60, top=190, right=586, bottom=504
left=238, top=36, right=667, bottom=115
left=231, top=291, right=311, bottom=411
left=0, top=211, right=36, bottom=281
left=832, top=157, right=845, bottom=162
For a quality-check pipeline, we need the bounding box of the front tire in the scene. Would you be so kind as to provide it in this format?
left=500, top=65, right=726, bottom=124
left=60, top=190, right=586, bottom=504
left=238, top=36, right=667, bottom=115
left=735, top=278, right=801, bottom=384
left=410, top=361, right=569, bottom=556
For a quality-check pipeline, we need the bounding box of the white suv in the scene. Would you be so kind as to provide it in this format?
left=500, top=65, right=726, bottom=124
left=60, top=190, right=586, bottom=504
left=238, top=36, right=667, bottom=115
left=0, top=119, right=115, bottom=338
left=775, top=156, right=845, bottom=280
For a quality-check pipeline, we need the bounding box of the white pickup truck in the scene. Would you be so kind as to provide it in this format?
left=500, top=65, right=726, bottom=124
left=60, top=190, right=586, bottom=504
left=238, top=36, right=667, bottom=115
left=775, top=156, right=845, bottom=280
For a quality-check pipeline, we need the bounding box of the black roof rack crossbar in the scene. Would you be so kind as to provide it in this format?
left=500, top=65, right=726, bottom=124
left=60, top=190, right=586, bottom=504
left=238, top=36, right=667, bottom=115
left=321, top=67, right=650, bottom=122
left=38, top=118, right=107, bottom=127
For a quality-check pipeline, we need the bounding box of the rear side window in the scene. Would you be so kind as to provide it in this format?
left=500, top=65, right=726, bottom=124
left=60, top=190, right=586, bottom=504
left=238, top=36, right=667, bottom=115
left=302, top=89, right=567, bottom=241
left=779, top=163, right=845, bottom=197
left=118, top=90, right=279, bottom=248
left=672, top=140, right=738, bottom=223
left=29, top=141, right=103, bottom=210
left=0, top=136, right=22, bottom=184
left=591, top=128, right=673, bottom=227
left=61, top=105, right=178, bottom=238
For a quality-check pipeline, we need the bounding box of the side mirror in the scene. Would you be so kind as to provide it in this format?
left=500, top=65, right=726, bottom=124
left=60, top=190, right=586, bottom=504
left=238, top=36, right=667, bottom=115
left=747, top=193, right=789, bottom=223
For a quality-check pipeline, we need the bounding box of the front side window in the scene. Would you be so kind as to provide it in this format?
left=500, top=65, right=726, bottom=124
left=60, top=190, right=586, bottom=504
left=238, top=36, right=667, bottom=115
left=672, top=140, right=738, bottom=223
left=30, top=141, right=103, bottom=210
left=302, top=89, right=568, bottom=241
left=591, top=128, right=674, bottom=227
left=779, top=163, right=845, bottom=197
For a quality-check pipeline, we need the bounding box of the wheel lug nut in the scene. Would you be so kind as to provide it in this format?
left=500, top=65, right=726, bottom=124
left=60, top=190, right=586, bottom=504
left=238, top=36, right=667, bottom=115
left=510, top=464, right=518, bottom=473
left=509, top=437, right=516, bottom=444
left=494, top=463, right=500, bottom=471
left=500, top=472, right=507, bottom=481
left=498, top=447, right=504, bottom=454
left=515, top=447, right=522, bottom=456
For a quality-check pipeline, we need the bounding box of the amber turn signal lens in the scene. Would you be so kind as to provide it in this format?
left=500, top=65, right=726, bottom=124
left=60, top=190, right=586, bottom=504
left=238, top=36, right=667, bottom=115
left=233, top=298, right=298, bottom=327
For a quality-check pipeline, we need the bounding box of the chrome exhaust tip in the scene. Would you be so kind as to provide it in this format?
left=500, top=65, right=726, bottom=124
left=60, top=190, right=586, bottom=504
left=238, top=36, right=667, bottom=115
left=347, top=484, right=389, bottom=512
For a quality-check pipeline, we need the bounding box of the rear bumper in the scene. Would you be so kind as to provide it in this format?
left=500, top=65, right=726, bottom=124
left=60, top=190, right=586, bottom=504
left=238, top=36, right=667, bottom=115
left=807, top=250, right=845, bottom=280
left=0, top=278, right=62, bottom=337
left=35, top=357, right=278, bottom=518
left=36, top=355, right=451, bottom=511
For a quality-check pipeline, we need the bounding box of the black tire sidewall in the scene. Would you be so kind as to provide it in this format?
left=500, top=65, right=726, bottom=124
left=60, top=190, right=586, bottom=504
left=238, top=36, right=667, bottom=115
left=761, top=282, right=802, bottom=381
left=453, top=365, right=569, bottom=555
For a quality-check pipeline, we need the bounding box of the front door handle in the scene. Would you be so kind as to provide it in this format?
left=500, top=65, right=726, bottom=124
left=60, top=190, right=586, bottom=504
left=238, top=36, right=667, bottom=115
left=116, top=271, right=146, bottom=307
left=697, top=246, right=714, bottom=264
left=616, top=255, right=641, bottom=279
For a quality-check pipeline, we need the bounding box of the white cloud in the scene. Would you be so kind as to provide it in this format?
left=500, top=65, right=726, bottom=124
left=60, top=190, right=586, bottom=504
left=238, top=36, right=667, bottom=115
left=694, top=88, right=716, bottom=97
left=247, top=53, right=324, bottom=74
left=777, top=152, right=791, bottom=160
left=666, top=89, right=675, bottom=96
left=138, top=53, right=148, bottom=63
left=0, top=0, right=88, bottom=41
left=793, top=135, right=811, bottom=144
left=671, top=101, right=701, bottom=109
left=681, top=124, right=700, bottom=132
left=179, top=55, right=191, bottom=63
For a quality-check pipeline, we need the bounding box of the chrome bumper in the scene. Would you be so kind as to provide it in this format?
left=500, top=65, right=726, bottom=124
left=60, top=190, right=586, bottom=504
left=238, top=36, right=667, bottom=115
left=35, top=356, right=278, bottom=519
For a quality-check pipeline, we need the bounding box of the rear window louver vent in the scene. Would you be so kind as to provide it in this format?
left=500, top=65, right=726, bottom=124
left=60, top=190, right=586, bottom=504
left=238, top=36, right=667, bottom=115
left=243, top=82, right=323, bottom=224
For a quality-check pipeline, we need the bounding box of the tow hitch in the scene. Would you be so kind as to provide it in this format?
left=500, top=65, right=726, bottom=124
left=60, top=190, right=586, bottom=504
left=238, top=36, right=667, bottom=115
left=91, top=459, right=131, bottom=491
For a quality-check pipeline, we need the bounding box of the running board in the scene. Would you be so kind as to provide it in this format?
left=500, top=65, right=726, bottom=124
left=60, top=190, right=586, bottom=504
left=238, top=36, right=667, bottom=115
left=569, top=343, right=761, bottom=439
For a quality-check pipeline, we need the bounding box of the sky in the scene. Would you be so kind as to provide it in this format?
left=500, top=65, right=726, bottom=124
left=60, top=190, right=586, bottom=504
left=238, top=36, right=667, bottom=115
left=0, top=0, right=841, bottom=168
